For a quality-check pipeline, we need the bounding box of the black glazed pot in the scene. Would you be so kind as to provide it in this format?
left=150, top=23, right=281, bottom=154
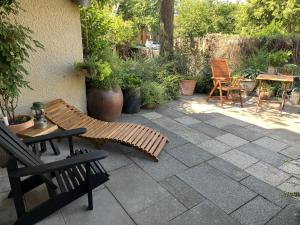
left=123, top=87, right=141, bottom=114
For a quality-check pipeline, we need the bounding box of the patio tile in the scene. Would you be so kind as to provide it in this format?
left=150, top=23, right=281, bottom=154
left=238, top=143, right=290, bottom=167
left=197, top=139, right=231, bottom=156
left=205, top=116, right=250, bottom=129
left=216, top=133, right=249, bottom=148
left=174, top=116, right=201, bottom=125
left=231, top=196, right=281, bottom=225
left=207, top=157, right=249, bottom=181
left=0, top=168, right=7, bottom=178
left=253, top=137, right=289, bottom=152
left=37, top=212, right=66, bottom=225
left=0, top=175, right=10, bottom=193
left=280, top=146, right=300, bottom=159
left=99, top=143, right=133, bottom=172
left=266, top=204, right=300, bottom=225
left=167, top=200, right=241, bottom=225
left=279, top=159, right=300, bottom=178
left=143, top=112, right=163, bottom=120
left=119, top=114, right=151, bottom=125
left=189, top=123, right=227, bottom=138
left=178, top=164, right=256, bottom=213
left=62, top=188, right=135, bottom=225
left=219, top=149, right=258, bottom=169
left=278, top=177, right=300, bottom=194
left=0, top=192, right=17, bottom=225
left=155, top=107, right=186, bottom=119
left=241, top=176, right=292, bottom=208
left=189, top=112, right=219, bottom=121
left=106, top=164, right=169, bottom=214
left=246, top=162, right=291, bottom=186
left=245, top=124, right=271, bottom=135
left=128, top=151, right=188, bottom=181
left=167, top=143, right=213, bottom=167
left=159, top=176, right=206, bottom=209
left=222, top=124, right=264, bottom=141
left=132, top=195, right=186, bottom=225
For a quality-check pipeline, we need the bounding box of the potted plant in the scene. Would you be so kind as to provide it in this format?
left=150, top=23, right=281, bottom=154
left=0, top=1, right=43, bottom=133
left=179, top=75, right=198, bottom=96
left=256, top=82, right=274, bottom=100
left=141, top=82, right=165, bottom=109
left=268, top=50, right=292, bottom=74
left=122, top=74, right=142, bottom=114
left=76, top=59, right=123, bottom=121
left=239, top=68, right=261, bottom=94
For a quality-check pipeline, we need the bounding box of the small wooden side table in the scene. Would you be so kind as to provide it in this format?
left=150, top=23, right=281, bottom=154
left=17, top=122, right=60, bottom=155
left=256, top=74, right=294, bottom=114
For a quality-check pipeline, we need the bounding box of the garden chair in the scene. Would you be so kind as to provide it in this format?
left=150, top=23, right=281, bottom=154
left=45, top=99, right=169, bottom=161
left=0, top=122, right=109, bottom=225
left=207, top=59, right=243, bottom=108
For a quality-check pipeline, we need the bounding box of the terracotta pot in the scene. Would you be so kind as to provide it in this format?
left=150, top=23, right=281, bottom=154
left=179, top=80, right=197, bottom=96
left=142, top=103, right=158, bottom=109
left=8, top=115, right=34, bottom=134
left=257, top=89, right=273, bottom=100
left=87, top=87, right=123, bottom=122
left=240, top=79, right=256, bottom=94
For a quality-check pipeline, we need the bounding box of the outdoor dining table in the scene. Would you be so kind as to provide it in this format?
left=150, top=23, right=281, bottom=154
left=256, top=74, right=295, bottom=114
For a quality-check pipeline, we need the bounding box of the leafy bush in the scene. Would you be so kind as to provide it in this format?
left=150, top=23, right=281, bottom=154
left=141, top=82, right=165, bottom=105
left=241, top=49, right=269, bottom=72
left=239, top=68, right=262, bottom=80
left=122, top=74, right=142, bottom=89
left=268, top=50, right=292, bottom=67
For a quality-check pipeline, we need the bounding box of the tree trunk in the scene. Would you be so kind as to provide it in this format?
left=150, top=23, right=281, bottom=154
left=159, top=0, right=174, bottom=55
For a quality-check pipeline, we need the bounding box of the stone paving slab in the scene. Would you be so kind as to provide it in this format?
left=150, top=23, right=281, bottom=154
left=0, top=192, right=17, bottom=225
left=189, top=123, right=227, bottom=138
left=216, top=133, right=249, bottom=148
left=266, top=204, right=300, bottom=225
left=219, top=149, right=258, bottom=169
left=238, top=143, right=290, bottom=167
left=0, top=175, right=10, bottom=194
left=132, top=195, right=186, bottom=225
left=253, top=137, right=289, bottom=152
left=246, top=162, right=291, bottom=186
left=279, top=160, right=300, bottom=179
left=280, top=146, right=300, bottom=159
left=128, top=151, right=188, bottom=181
left=143, top=112, right=163, bottom=120
left=205, top=116, right=250, bottom=129
left=178, top=164, right=256, bottom=213
left=167, top=143, right=214, bottom=167
left=222, top=124, right=264, bottom=141
left=207, top=157, right=250, bottom=181
left=231, top=196, right=281, bottom=225
left=106, top=164, right=170, bottom=214
left=62, top=188, right=135, bottom=225
left=278, top=177, right=300, bottom=194
left=197, top=139, right=232, bottom=156
left=241, top=176, right=293, bottom=208
left=174, top=116, right=201, bottom=125
left=155, top=107, right=186, bottom=119
left=167, top=200, right=242, bottom=225
left=159, top=176, right=206, bottom=209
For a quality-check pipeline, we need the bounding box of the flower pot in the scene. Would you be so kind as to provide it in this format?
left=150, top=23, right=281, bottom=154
left=257, top=89, right=273, bottom=100
left=8, top=115, right=34, bottom=134
left=87, top=87, right=123, bottom=122
left=290, top=90, right=300, bottom=105
left=123, top=87, right=141, bottom=114
left=179, top=80, right=197, bottom=96
left=268, top=66, right=278, bottom=74
left=142, top=103, right=158, bottom=109
left=240, top=79, right=256, bottom=94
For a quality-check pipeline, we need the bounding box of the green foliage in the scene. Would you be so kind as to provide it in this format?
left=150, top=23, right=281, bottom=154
left=122, top=74, right=142, bottom=89
left=0, top=0, right=43, bottom=122
left=241, top=49, right=270, bottom=72
left=175, top=0, right=238, bottom=38
left=268, top=50, right=292, bottom=67
left=141, top=81, right=165, bottom=105
left=239, top=68, right=262, bottom=80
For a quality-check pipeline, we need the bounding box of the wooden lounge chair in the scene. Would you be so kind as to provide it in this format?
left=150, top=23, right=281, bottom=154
left=207, top=59, right=243, bottom=108
left=45, top=99, right=169, bottom=161
left=0, top=123, right=109, bottom=225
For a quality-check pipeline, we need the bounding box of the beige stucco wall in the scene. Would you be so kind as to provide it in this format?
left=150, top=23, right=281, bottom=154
left=15, top=0, right=86, bottom=114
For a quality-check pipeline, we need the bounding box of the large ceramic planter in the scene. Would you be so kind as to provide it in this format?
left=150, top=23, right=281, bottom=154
left=8, top=115, right=34, bottom=134
left=123, top=87, right=141, bottom=114
left=240, top=79, right=256, bottom=94
left=179, top=80, right=197, bottom=96
left=87, top=87, right=123, bottom=122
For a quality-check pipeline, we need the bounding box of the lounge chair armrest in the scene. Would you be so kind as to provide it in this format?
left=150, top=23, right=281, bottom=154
left=23, top=128, right=87, bottom=145
left=9, top=150, right=108, bottom=178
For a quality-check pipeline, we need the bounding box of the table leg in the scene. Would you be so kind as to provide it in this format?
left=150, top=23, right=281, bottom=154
left=49, top=140, right=60, bottom=155
left=256, top=80, right=262, bottom=113
left=280, top=82, right=288, bottom=114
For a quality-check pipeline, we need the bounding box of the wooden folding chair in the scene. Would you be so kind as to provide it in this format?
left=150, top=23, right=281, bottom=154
left=207, top=59, right=243, bottom=108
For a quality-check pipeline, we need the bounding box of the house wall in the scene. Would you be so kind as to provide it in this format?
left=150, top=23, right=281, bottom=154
left=15, top=0, right=86, bottom=114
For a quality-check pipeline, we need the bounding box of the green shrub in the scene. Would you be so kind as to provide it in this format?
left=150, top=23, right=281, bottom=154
left=239, top=67, right=262, bottom=80
left=122, top=74, right=142, bottom=90
left=156, top=72, right=181, bottom=100
left=241, top=49, right=269, bottom=72
left=268, top=50, right=292, bottom=67
left=141, top=82, right=165, bottom=105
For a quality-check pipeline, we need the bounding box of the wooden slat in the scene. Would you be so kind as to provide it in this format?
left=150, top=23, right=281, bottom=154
left=145, top=132, right=160, bottom=151
left=71, top=166, right=84, bottom=184
left=105, top=123, right=128, bottom=139
left=54, top=171, right=67, bottom=193
left=131, top=128, right=150, bottom=145
left=139, top=130, right=156, bottom=149
left=148, top=135, right=164, bottom=154
left=61, top=169, right=73, bottom=191
left=66, top=168, right=79, bottom=187
left=153, top=138, right=168, bottom=157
